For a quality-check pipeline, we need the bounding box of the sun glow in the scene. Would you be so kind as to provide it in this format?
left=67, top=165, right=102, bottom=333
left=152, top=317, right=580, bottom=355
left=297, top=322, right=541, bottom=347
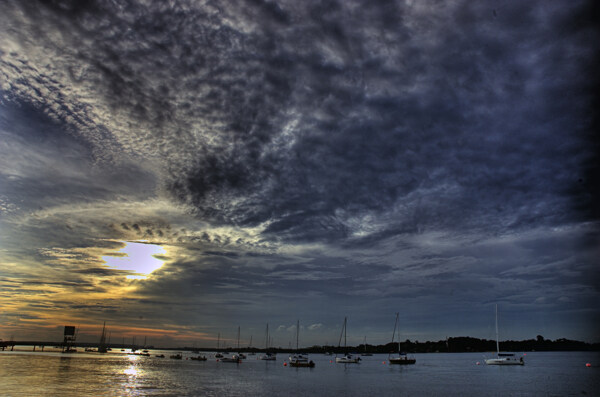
left=103, top=241, right=166, bottom=279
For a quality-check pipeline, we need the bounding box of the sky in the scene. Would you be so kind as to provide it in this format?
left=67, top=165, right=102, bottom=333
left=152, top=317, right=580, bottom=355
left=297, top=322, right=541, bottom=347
left=0, top=0, right=598, bottom=348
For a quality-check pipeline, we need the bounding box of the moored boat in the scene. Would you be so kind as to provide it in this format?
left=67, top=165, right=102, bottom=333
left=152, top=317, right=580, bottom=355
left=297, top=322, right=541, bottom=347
left=97, top=321, right=108, bottom=353
left=288, top=320, right=315, bottom=368
left=361, top=336, right=373, bottom=356
left=336, top=353, right=360, bottom=363
left=220, top=354, right=241, bottom=363
left=214, top=332, right=224, bottom=359
left=335, top=317, right=361, bottom=364
left=259, top=323, right=277, bottom=361
left=388, top=312, right=416, bottom=365
left=485, top=305, right=524, bottom=366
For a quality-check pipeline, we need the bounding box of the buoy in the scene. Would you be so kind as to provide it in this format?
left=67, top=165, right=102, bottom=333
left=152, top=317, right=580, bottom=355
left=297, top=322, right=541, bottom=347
left=586, top=363, right=591, bottom=367
left=476, top=362, right=480, bottom=365
left=382, top=361, right=386, bottom=364
left=284, top=362, right=287, bottom=366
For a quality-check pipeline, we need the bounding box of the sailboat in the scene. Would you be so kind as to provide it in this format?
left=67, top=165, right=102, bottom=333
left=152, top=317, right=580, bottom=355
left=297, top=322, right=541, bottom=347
left=106, top=332, right=112, bottom=351
left=137, top=336, right=150, bottom=356
left=388, top=313, right=416, bottom=365
left=97, top=321, right=108, bottom=353
left=248, top=335, right=256, bottom=355
left=361, top=336, right=373, bottom=356
left=236, top=326, right=247, bottom=359
left=485, top=305, right=524, bottom=366
left=335, top=317, right=360, bottom=363
left=221, top=328, right=242, bottom=363
left=214, top=333, right=224, bottom=359
left=289, top=320, right=315, bottom=367
left=259, top=323, right=276, bottom=360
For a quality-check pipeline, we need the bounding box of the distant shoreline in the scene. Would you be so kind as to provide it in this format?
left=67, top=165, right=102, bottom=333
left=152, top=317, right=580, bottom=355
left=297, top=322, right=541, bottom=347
left=3, top=336, right=598, bottom=353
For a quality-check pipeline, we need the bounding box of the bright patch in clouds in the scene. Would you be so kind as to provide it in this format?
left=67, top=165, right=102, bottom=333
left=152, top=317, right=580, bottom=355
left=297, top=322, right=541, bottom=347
left=103, top=241, right=166, bottom=279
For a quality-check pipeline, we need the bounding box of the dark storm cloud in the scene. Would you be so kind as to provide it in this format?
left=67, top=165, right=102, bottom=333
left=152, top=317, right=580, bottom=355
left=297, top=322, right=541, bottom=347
left=2, top=0, right=596, bottom=245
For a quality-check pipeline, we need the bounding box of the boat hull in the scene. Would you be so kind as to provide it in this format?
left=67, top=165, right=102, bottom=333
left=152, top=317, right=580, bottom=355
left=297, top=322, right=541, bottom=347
left=289, top=361, right=315, bottom=367
left=220, top=355, right=241, bottom=363
left=485, top=358, right=524, bottom=365
left=335, top=356, right=361, bottom=363
left=389, top=357, right=416, bottom=365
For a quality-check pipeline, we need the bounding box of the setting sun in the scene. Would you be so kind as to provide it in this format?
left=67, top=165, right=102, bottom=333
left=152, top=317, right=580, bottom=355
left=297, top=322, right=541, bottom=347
left=102, top=241, right=166, bottom=279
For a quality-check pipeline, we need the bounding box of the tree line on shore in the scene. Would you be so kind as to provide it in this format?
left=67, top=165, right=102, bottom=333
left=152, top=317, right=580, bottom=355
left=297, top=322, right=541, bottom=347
left=7, top=335, right=598, bottom=352
left=298, top=335, right=599, bottom=353
left=186, top=335, right=598, bottom=353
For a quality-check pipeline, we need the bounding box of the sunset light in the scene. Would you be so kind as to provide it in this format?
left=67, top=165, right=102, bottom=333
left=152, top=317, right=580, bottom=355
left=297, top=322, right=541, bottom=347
left=102, top=241, right=166, bottom=279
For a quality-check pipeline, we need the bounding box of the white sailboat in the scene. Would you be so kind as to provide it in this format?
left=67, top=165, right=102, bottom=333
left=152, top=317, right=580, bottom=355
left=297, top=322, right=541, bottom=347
left=388, top=313, right=416, bottom=365
left=289, top=320, right=315, bottom=367
left=236, top=326, right=247, bottom=359
left=259, top=323, right=276, bottom=360
left=221, top=327, right=243, bottom=363
left=220, top=353, right=241, bottom=363
left=485, top=304, right=524, bottom=366
left=335, top=317, right=361, bottom=364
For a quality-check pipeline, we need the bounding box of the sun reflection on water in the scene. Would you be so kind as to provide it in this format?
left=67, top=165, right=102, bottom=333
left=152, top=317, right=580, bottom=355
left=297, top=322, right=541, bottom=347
left=124, top=365, right=138, bottom=377
left=124, top=354, right=143, bottom=377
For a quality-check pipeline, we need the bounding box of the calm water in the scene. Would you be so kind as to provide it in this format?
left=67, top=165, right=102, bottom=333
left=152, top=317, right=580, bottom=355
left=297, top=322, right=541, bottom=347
left=1, top=349, right=598, bottom=396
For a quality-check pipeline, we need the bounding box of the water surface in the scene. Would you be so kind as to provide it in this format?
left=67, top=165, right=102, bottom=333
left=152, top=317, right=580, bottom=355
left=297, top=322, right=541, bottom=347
left=1, top=349, right=598, bottom=396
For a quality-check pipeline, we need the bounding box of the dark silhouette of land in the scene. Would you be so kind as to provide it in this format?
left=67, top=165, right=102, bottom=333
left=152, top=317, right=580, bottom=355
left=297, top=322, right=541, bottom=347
left=4, top=335, right=597, bottom=353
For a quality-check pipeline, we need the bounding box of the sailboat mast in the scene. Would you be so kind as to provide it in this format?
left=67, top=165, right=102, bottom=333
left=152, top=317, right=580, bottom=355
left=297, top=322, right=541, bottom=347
left=100, top=321, right=106, bottom=344
left=344, top=317, right=347, bottom=353
left=237, top=326, right=240, bottom=351
left=266, top=324, right=269, bottom=350
left=495, top=304, right=500, bottom=355
left=391, top=313, right=399, bottom=354
left=296, top=320, right=299, bottom=351
left=398, top=318, right=401, bottom=354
